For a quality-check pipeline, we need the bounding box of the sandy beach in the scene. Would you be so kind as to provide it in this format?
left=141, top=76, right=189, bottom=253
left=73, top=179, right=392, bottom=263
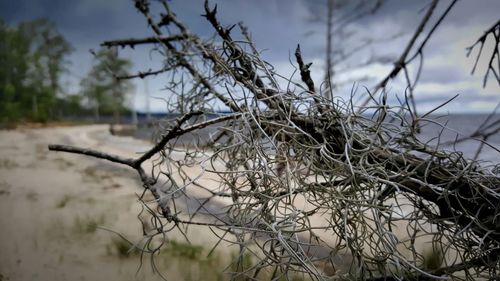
left=0, top=125, right=240, bottom=281
left=0, top=124, right=452, bottom=281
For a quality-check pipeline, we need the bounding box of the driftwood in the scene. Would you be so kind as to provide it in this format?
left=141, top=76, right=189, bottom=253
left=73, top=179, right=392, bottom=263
left=50, top=1, right=500, bottom=280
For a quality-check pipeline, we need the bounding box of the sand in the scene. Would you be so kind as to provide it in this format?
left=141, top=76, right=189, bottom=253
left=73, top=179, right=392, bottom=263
left=0, top=125, right=436, bottom=281
left=0, top=125, right=238, bottom=281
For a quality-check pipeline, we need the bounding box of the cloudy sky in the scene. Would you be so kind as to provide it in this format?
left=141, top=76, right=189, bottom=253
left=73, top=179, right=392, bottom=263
left=1, top=0, right=499, bottom=113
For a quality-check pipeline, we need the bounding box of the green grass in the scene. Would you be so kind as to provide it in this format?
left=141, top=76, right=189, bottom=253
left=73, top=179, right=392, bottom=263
left=102, top=238, right=309, bottom=281
left=73, top=214, right=105, bottom=234
left=422, top=247, right=443, bottom=271
left=160, top=240, right=225, bottom=281
left=230, top=251, right=254, bottom=280
left=166, top=240, right=204, bottom=260
left=108, top=237, right=140, bottom=258
left=55, top=194, right=74, bottom=208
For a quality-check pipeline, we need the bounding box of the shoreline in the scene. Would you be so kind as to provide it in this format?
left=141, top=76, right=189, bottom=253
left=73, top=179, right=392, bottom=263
left=1, top=121, right=498, bottom=280
left=0, top=125, right=240, bottom=281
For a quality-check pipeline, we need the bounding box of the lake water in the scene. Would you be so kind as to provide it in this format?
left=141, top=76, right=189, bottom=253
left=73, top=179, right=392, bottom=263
left=416, top=114, right=499, bottom=165
left=132, top=113, right=500, bottom=166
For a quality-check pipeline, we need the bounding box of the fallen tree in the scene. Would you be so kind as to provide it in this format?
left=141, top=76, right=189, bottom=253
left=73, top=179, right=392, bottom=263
left=50, top=1, right=500, bottom=280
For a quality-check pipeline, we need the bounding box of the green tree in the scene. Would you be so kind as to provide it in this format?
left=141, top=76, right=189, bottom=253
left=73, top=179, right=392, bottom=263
left=80, top=48, right=133, bottom=123
left=21, top=19, right=73, bottom=121
left=0, top=19, right=31, bottom=122
left=0, top=18, right=73, bottom=123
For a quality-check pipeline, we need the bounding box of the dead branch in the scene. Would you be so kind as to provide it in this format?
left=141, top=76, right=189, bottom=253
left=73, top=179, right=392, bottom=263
left=48, top=1, right=500, bottom=280
left=466, top=19, right=500, bottom=87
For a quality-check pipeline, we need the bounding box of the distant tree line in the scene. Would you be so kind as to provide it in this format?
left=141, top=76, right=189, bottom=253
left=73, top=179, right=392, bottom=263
left=0, top=18, right=133, bottom=125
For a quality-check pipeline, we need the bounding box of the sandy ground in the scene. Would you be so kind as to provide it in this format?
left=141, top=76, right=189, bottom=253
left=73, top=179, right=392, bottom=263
left=0, top=125, right=239, bottom=281
left=0, top=125, right=439, bottom=281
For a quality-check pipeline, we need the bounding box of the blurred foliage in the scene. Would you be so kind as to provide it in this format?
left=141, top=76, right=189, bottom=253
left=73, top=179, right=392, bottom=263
left=80, top=48, right=134, bottom=123
left=0, top=19, right=133, bottom=126
left=0, top=18, right=79, bottom=124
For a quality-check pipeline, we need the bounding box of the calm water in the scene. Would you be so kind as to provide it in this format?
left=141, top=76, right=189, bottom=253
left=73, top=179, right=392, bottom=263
left=417, top=114, right=500, bottom=164
left=133, top=114, right=500, bottom=165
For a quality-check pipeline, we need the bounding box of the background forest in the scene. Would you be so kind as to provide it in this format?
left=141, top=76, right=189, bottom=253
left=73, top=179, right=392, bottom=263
left=0, top=19, right=132, bottom=124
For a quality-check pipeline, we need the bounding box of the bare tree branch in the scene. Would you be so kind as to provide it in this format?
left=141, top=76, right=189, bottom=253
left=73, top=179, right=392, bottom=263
left=48, top=1, right=500, bottom=280
left=101, top=34, right=187, bottom=48
left=466, top=19, right=500, bottom=87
